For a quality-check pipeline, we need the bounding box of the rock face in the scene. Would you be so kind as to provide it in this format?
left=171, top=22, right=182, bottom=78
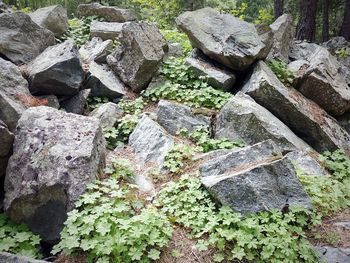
left=285, top=151, right=328, bottom=176
left=176, top=7, right=268, bottom=71
left=29, top=5, right=69, bottom=37
left=107, top=22, right=166, bottom=92
left=242, top=61, right=350, bottom=154
left=200, top=141, right=311, bottom=215
left=79, top=37, right=113, bottom=63
left=90, top=21, right=126, bottom=40
left=186, top=49, right=236, bottom=91
left=86, top=62, right=126, bottom=99
left=0, top=12, right=55, bottom=65
left=0, top=252, right=49, bottom=263
left=0, top=1, right=10, bottom=14
left=268, top=14, right=294, bottom=62
left=0, top=58, right=30, bottom=131
left=0, top=120, right=14, bottom=178
left=89, top=102, right=123, bottom=128
left=129, top=115, right=174, bottom=165
left=28, top=40, right=84, bottom=96
left=216, top=92, right=312, bottom=154
left=156, top=100, right=210, bottom=135
left=78, top=3, right=136, bottom=22
left=289, top=41, right=319, bottom=61
left=4, top=106, right=105, bottom=243
left=60, top=89, right=90, bottom=115
left=337, top=112, right=350, bottom=133
left=315, top=246, right=350, bottom=263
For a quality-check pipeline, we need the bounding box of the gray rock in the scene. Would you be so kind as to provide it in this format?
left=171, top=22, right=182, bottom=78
left=107, top=22, right=166, bottom=92
left=285, top=151, right=328, bottom=176
left=315, top=246, right=350, bottom=263
left=186, top=49, right=236, bottom=91
left=89, top=102, right=123, bottom=128
left=86, top=62, right=126, bottom=99
left=216, top=92, right=312, bottom=154
left=268, top=14, right=295, bottom=62
left=79, top=37, right=113, bottom=63
left=60, top=89, right=91, bottom=115
left=129, top=115, right=174, bottom=165
left=28, top=40, right=84, bottom=96
left=90, top=21, right=126, bottom=40
left=256, top=24, right=274, bottom=60
left=0, top=12, right=55, bottom=65
left=156, top=100, right=210, bottom=136
left=0, top=1, right=11, bottom=14
left=78, top=3, right=136, bottom=22
left=37, top=95, right=60, bottom=109
left=176, top=7, right=269, bottom=71
left=199, top=140, right=282, bottom=178
left=0, top=58, right=30, bottom=131
left=202, top=154, right=311, bottom=215
left=333, top=221, right=350, bottom=230
left=289, top=41, right=319, bottom=61
left=0, top=120, right=14, bottom=178
left=337, top=112, right=350, bottom=133
left=242, top=61, right=350, bottom=154
left=29, top=5, right=68, bottom=37
left=4, top=106, right=105, bottom=242
left=166, top=42, right=183, bottom=58
left=0, top=252, right=49, bottom=263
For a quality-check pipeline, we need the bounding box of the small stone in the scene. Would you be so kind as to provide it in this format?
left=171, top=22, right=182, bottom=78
left=60, top=89, right=91, bottom=115
left=89, top=102, right=123, bottom=128
left=79, top=37, right=113, bottom=63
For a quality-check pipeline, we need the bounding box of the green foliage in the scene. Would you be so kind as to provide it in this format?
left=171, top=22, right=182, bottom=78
left=118, top=98, right=145, bottom=115
left=104, top=158, right=134, bottom=180
left=103, top=127, right=121, bottom=150
left=335, top=47, right=349, bottom=59
left=52, top=178, right=173, bottom=263
left=161, top=29, right=192, bottom=55
left=231, top=2, right=248, bottom=20
left=320, top=150, right=350, bottom=182
left=158, top=175, right=319, bottom=263
left=87, top=97, right=110, bottom=111
left=267, top=59, right=294, bottom=85
left=164, top=144, right=194, bottom=174
left=254, top=7, right=274, bottom=25
left=0, top=214, right=41, bottom=259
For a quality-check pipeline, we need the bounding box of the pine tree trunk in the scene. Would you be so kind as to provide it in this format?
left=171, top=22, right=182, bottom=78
left=340, top=0, right=350, bottom=41
left=296, top=0, right=319, bottom=42
left=274, top=0, right=284, bottom=19
left=322, top=0, right=330, bottom=42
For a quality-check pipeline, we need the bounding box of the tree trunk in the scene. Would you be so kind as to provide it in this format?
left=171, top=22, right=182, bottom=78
left=296, top=0, right=319, bottom=42
left=274, top=0, right=284, bottom=19
left=322, top=0, right=330, bottom=42
left=340, top=0, right=350, bottom=41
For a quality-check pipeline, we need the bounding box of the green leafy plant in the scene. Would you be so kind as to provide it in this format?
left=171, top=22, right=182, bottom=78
left=118, top=97, right=145, bottom=115
left=53, top=178, right=173, bottom=263
left=267, top=59, right=294, bottom=85
left=254, top=7, right=274, bottom=25
left=104, top=158, right=134, bottom=180
left=0, top=214, right=41, bottom=259
left=335, top=47, right=349, bottom=59
left=164, top=144, right=195, bottom=174
left=87, top=97, right=110, bottom=111
left=161, top=29, right=192, bottom=55
left=103, top=127, right=121, bottom=150
left=320, top=150, right=350, bottom=182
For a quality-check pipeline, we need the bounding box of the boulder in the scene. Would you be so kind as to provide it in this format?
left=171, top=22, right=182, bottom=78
left=337, top=112, right=350, bottom=133
left=216, top=92, right=312, bottom=154
left=200, top=142, right=311, bottom=215
left=166, top=43, right=183, bottom=58
left=0, top=12, right=55, bottom=65
left=78, top=3, right=136, bottom=22
left=0, top=1, right=10, bottom=14
left=90, top=21, right=126, bottom=40
left=86, top=62, right=126, bottom=99
left=0, top=58, right=30, bottom=131
left=0, top=120, right=14, bottom=178
left=156, top=100, right=210, bottom=135
left=28, top=40, right=84, bottom=96
left=185, top=49, right=236, bottom=91
left=176, top=7, right=269, bottom=71
left=268, top=14, right=294, bottom=62
left=0, top=252, right=49, bottom=263
left=89, top=102, right=123, bottom=128
left=29, top=5, right=69, bottom=37
left=315, top=247, right=350, bottom=263
left=289, top=41, right=319, bottom=61
left=285, top=151, right=328, bottom=176
left=129, top=115, right=174, bottom=165
left=79, top=37, right=113, bottom=63
left=242, top=61, right=350, bottom=154
left=37, top=95, right=60, bottom=109
left=107, top=22, right=166, bottom=92
left=4, top=106, right=105, bottom=242
left=60, top=89, right=90, bottom=115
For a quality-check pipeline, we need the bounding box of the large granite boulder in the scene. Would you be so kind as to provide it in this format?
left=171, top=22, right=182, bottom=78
left=0, top=252, right=49, bottom=263
left=286, top=151, right=328, bottom=177
left=60, top=89, right=91, bottom=115
left=216, top=92, right=312, bottom=154
left=0, top=58, right=30, bottom=131
left=0, top=12, right=55, bottom=65
left=86, top=62, right=126, bottom=99
left=90, top=21, right=126, bottom=40
left=200, top=141, right=311, bottom=214
left=156, top=100, right=210, bottom=135
left=242, top=61, right=350, bottom=154
left=186, top=49, right=236, bottom=91
left=129, top=115, right=174, bottom=165
left=29, top=5, right=68, bottom=37
left=89, top=102, right=123, bottom=128
left=4, top=106, right=105, bottom=243
left=176, top=7, right=269, bottom=71
left=0, top=120, right=14, bottom=178
left=107, top=22, right=166, bottom=92
left=268, top=14, right=294, bottom=62
left=79, top=37, right=113, bottom=63
left=28, top=40, right=84, bottom=96
left=315, top=247, right=350, bottom=263
left=78, top=3, right=136, bottom=22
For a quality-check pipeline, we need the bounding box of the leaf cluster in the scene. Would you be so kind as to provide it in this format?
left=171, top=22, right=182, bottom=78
left=164, top=144, right=195, bottom=174
left=267, top=59, right=294, bottom=85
